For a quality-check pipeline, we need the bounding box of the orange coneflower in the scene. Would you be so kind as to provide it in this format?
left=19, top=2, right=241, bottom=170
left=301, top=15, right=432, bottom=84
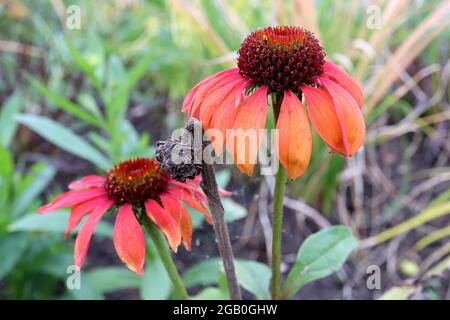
left=183, top=26, right=365, bottom=179
left=37, top=158, right=211, bottom=275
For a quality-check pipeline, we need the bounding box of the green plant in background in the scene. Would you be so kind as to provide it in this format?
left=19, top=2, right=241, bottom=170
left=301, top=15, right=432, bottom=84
left=18, top=37, right=155, bottom=168
left=1, top=0, right=449, bottom=300
left=0, top=93, right=60, bottom=299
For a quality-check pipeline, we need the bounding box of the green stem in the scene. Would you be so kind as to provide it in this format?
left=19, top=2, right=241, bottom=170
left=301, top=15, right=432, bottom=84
left=143, top=219, right=189, bottom=300
left=271, top=165, right=287, bottom=300
left=270, top=92, right=287, bottom=300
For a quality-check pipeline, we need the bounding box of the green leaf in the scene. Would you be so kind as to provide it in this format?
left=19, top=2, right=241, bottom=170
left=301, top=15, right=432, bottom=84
left=77, top=93, right=103, bottom=119
left=0, top=233, right=29, bottom=280
left=66, top=39, right=102, bottom=90
left=282, top=226, right=358, bottom=298
left=235, top=260, right=271, bottom=300
left=0, top=92, right=21, bottom=147
left=140, top=256, right=172, bottom=300
left=0, top=145, right=13, bottom=181
left=17, top=114, right=110, bottom=170
left=192, top=287, right=229, bottom=300
left=27, top=75, right=103, bottom=128
left=8, top=211, right=113, bottom=238
left=182, top=258, right=221, bottom=288
left=215, top=170, right=231, bottom=189
left=86, top=267, right=140, bottom=293
left=223, top=198, right=247, bottom=222
left=11, top=164, right=56, bottom=217
left=378, top=286, right=417, bottom=300
left=183, top=258, right=271, bottom=300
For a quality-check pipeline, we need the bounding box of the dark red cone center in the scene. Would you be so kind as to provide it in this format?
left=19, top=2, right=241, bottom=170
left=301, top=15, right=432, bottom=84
left=237, top=26, right=325, bottom=93
left=104, top=158, right=170, bottom=205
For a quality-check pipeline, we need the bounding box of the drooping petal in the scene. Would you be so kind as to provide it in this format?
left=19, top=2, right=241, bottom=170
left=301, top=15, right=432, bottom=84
left=169, top=179, right=208, bottom=203
left=199, top=75, right=247, bottom=129
left=68, top=175, right=106, bottom=190
left=208, top=79, right=250, bottom=155
left=301, top=79, right=365, bottom=157
left=74, top=199, right=113, bottom=268
left=183, top=176, right=232, bottom=197
left=167, top=187, right=212, bottom=224
left=218, top=189, right=233, bottom=197
left=65, top=195, right=110, bottom=239
left=144, top=199, right=181, bottom=252
left=322, top=61, right=364, bottom=108
left=182, top=68, right=238, bottom=113
left=226, top=86, right=269, bottom=176
left=160, top=194, right=193, bottom=251
left=113, top=204, right=145, bottom=275
left=188, top=68, right=241, bottom=119
left=37, top=188, right=107, bottom=214
left=276, top=90, right=312, bottom=180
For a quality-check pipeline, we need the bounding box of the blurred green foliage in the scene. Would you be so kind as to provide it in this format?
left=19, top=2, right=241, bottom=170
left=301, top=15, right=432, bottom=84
left=0, top=0, right=449, bottom=299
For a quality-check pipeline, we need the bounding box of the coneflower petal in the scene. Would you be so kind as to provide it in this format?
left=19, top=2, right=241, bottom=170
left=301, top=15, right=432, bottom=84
left=144, top=199, right=181, bottom=252
left=68, top=175, right=106, bottom=190
left=322, top=61, right=364, bottom=108
left=37, top=188, right=106, bottom=214
left=74, top=199, right=113, bottom=268
left=113, top=204, right=145, bottom=275
left=160, top=193, right=193, bottom=251
left=276, top=90, right=312, bottom=180
left=65, top=195, right=110, bottom=239
left=167, top=187, right=211, bottom=224
left=189, top=68, right=240, bottom=119
left=226, top=85, right=269, bottom=176
left=301, top=80, right=365, bottom=157
left=182, top=68, right=238, bottom=113
left=200, top=76, right=246, bottom=129
left=209, top=79, right=250, bottom=155
left=168, top=179, right=208, bottom=203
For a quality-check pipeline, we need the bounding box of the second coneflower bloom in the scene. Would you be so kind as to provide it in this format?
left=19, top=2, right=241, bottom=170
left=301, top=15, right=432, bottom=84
left=37, top=158, right=211, bottom=275
left=183, top=26, right=365, bottom=179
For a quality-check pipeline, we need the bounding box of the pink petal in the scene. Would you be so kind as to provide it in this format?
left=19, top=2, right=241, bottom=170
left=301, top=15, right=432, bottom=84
left=37, top=188, right=107, bottom=214
left=218, top=189, right=233, bottom=197
left=74, top=199, right=113, bottom=268
left=160, top=193, right=192, bottom=251
left=167, top=187, right=212, bottom=224
left=65, top=195, right=110, bottom=239
left=169, top=179, right=208, bottom=203
left=322, top=61, right=364, bottom=108
left=145, top=199, right=181, bottom=252
left=113, top=204, right=146, bottom=275
left=68, top=175, right=106, bottom=190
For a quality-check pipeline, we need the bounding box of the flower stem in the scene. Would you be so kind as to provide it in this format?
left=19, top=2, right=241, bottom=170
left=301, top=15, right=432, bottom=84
left=182, top=119, right=242, bottom=300
left=200, top=162, right=242, bottom=300
left=271, top=92, right=287, bottom=300
left=271, top=165, right=287, bottom=300
left=143, top=219, right=189, bottom=300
